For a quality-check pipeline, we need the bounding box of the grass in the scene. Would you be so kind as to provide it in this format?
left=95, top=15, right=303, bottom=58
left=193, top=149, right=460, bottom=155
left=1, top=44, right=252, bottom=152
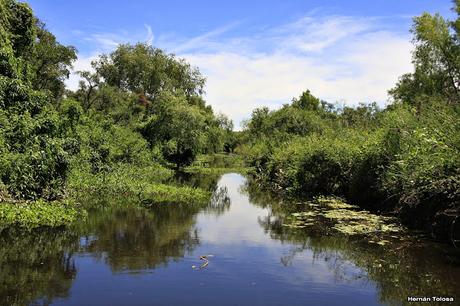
left=68, top=162, right=212, bottom=208
left=0, top=153, right=248, bottom=231
left=138, top=183, right=211, bottom=205
left=0, top=199, right=86, bottom=232
left=0, top=160, right=212, bottom=231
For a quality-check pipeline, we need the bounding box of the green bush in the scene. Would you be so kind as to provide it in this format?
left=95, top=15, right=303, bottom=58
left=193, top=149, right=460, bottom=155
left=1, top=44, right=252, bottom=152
left=381, top=102, right=460, bottom=228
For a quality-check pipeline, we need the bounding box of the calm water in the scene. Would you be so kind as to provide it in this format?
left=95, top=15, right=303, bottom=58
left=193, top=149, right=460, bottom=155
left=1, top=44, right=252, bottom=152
left=1, top=173, right=459, bottom=306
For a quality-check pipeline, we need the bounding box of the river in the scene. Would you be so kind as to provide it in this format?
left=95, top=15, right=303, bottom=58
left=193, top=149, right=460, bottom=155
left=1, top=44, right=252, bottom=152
left=0, top=173, right=459, bottom=305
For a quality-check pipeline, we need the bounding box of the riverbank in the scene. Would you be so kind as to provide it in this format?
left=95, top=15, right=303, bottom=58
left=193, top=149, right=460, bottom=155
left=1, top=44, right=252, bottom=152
left=239, top=96, right=459, bottom=243
left=0, top=200, right=85, bottom=231
left=0, top=154, right=244, bottom=232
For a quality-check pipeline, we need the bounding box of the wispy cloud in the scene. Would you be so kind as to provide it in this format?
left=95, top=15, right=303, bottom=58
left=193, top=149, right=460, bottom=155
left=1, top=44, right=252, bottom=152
left=145, top=24, right=154, bottom=45
left=272, top=16, right=372, bottom=53
left=174, top=15, right=413, bottom=127
left=166, top=21, right=243, bottom=54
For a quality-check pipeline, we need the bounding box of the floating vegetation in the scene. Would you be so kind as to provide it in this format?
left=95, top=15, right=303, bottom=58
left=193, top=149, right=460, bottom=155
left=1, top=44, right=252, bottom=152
left=333, top=222, right=402, bottom=236
left=291, top=211, right=317, bottom=218
left=283, top=197, right=404, bottom=244
left=184, top=166, right=249, bottom=175
left=369, top=239, right=391, bottom=246
left=316, top=196, right=358, bottom=210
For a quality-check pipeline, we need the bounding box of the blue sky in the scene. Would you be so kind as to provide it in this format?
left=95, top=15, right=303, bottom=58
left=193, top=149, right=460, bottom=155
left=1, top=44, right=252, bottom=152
left=27, top=0, right=453, bottom=127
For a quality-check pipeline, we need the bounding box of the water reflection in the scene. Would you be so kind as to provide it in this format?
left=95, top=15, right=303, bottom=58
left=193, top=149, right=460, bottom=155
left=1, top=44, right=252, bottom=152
left=206, top=186, right=231, bottom=215
left=78, top=205, right=200, bottom=272
left=0, top=173, right=458, bottom=306
left=244, top=177, right=460, bottom=305
left=169, top=171, right=221, bottom=191
left=0, top=229, right=79, bottom=306
left=0, top=177, right=231, bottom=305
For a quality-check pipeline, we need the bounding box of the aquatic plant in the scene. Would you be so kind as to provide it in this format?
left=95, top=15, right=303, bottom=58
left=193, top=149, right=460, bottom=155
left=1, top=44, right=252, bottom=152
left=0, top=200, right=85, bottom=231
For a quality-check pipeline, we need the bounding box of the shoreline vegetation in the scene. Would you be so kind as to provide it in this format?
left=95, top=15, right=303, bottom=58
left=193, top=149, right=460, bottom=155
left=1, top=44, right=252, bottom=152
left=236, top=5, right=460, bottom=242
left=0, top=0, right=236, bottom=231
left=0, top=0, right=459, bottom=247
left=235, top=2, right=460, bottom=243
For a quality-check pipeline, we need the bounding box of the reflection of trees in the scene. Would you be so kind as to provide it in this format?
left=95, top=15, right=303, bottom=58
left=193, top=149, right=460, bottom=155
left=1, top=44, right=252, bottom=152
left=280, top=246, right=307, bottom=267
left=0, top=229, right=80, bottom=306
left=0, top=172, right=229, bottom=304
left=170, top=172, right=231, bottom=216
left=241, top=178, right=279, bottom=209
left=0, top=195, right=204, bottom=304
left=245, top=177, right=460, bottom=306
left=78, top=205, right=200, bottom=272
left=206, top=186, right=231, bottom=216
left=77, top=171, right=232, bottom=271
left=170, top=171, right=222, bottom=191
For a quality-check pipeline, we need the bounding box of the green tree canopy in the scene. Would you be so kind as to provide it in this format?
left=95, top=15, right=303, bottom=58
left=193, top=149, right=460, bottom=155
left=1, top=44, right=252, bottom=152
left=0, top=0, right=72, bottom=200
left=29, top=21, right=77, bottom=100
left=390, top=1, right=460, bottom=105
left=94, top=43, right=206, bottom=103
left=139, top=92, right=209, bottom=167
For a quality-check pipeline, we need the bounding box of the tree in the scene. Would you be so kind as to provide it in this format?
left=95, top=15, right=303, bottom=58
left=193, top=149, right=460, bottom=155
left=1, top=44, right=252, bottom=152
left=76, top=69, right=101, bottom=111
left=292, top=90, right=321, bottom=111
left=246, top=107, right=270, bottom=137
left=0, top=0, right=71, bottom=200
left=94, top=43, right=206, bottom=104
left=390, top=4, right=460, bottom=106
left=139, top=92, right=208, bottom=168
left=216, top=114, right=237, bottom=153
left=0, top=0, right=35, bottom=56
left=29, top=21, right=77, bottom=100
left=72, top=43, right=225, bottom=164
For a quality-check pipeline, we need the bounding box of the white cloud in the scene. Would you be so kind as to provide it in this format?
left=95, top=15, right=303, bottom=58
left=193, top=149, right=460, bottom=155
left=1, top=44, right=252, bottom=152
left=177, top=16, right=413, bottom=128
left=66, top=15, right=414, bottom=128
left=67, top=54, right=98, bottom=91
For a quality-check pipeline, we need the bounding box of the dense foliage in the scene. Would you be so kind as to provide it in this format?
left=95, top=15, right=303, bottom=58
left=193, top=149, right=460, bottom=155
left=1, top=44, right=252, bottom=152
left=0, top=0, right=76, bottom=200
left=71, top=43, right=231, bottom=168
left=240, top=3, right=460, bottom=240
left=0, top=0, right=232, bottom=229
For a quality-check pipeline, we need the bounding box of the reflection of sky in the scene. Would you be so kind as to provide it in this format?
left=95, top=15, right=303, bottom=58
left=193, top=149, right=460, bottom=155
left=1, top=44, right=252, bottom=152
left=51, top=173, right=380, bottom=306
left=198, top=173, right=274, bottom=245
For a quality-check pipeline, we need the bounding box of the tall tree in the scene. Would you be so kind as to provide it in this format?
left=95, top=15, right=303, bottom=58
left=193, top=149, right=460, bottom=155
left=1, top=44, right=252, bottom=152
left=94, top=43, right=205, bottom=104
left=139, top=92, right=208, bottom=168
left=390, top=2, right=460, bottom=105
